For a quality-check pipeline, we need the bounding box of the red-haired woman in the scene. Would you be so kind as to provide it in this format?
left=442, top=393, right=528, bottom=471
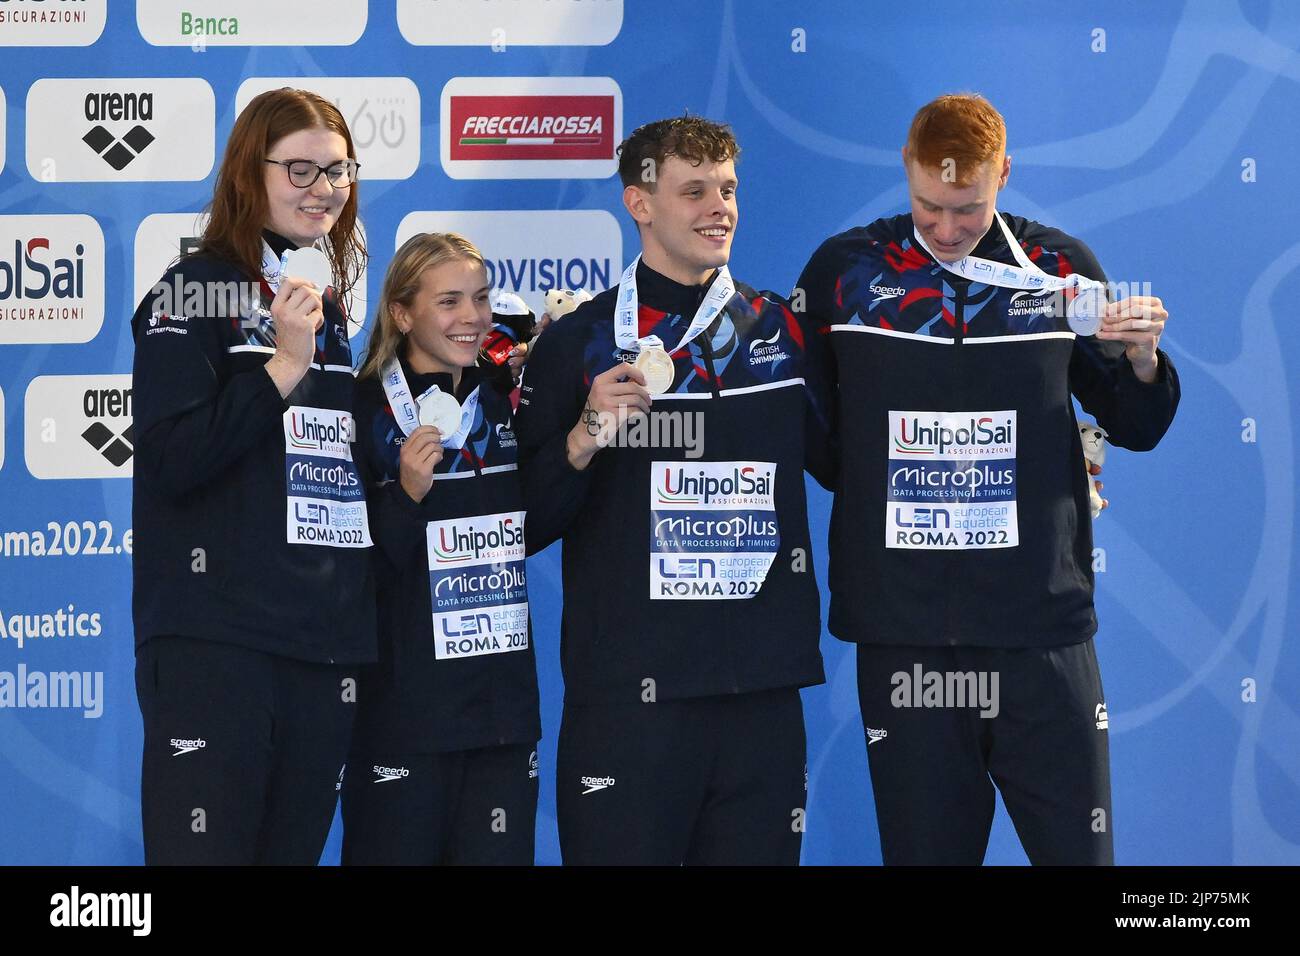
left=130, top=88, right=372, bottom=864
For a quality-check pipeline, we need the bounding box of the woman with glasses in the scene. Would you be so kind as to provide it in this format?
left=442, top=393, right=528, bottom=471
left=130, top=88, right=372, bottom=864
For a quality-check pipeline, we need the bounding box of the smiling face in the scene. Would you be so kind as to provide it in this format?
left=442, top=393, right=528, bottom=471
left=263, top=127, right=351, bottom=247
left=625, top=154, right=738, bottom=286
left=905, top=151, right=1010, bottom=262
left=392, top=258, right=492, bottom=376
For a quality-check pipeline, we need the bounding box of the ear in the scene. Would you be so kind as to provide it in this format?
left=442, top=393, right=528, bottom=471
left=389, top=302, right=410, bottom=335
left=623, top=183, right=653, bottom=229
left=998, top=154, right=1011, bottom=189
left=901, top=146, right=910, bottom=171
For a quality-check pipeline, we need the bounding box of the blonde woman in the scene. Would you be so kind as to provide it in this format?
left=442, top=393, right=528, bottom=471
left=343, top=233, right=540, bottom=864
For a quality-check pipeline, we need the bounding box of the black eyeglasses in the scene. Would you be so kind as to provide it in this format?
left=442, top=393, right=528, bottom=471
left=265, top=158, right=360, bottom=188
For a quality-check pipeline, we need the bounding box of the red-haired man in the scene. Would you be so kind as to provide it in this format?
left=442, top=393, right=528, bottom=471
left=797, top=93, right=1179, bottom=865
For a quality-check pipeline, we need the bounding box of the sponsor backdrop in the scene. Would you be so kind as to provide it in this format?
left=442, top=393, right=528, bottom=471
left=0, top=0, right=1296, bottom=866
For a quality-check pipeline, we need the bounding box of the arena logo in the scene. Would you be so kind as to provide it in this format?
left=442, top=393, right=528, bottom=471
left=81, top=90, right=155, bottom=171
left=0, top=215, right=104, bottom=345
left=440, top=76, right=622, bottom=179
left=0, top=0, right=106, bottom=46
left=136, top=0, right=366, bottom=46
left=26, top=78, right=214, bottom=182
left=397, top=0, right=622, bottom=46
left=236, top=77, right=420, bottom=180
left=24, top=374, right=134, bottom=479
left=397, top=210, right=620, bottom=318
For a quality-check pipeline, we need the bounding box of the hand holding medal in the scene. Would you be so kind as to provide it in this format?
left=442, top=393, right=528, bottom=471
left=1097, top=294, right=1168, bottom=383
left=565, top=362, right=653, bottom=471
left=398, top=424, right=443, bottom=503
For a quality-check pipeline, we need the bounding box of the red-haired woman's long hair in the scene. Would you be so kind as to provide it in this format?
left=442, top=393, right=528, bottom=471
left=198, top=88, right=366, bottom=316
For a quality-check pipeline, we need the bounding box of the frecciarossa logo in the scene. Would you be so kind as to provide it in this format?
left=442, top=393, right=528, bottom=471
left=449, top=95, right=613, bottom=161
left=893, top=415, right=1014, bottom=457
left=432, top=515, right=524, bottom=565
left=656, top=464, right=773, bottom=506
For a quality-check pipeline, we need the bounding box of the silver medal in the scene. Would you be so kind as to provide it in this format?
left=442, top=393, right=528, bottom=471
left=418, top=389, right=462, bottom=438
left=1067, top=279, right=1105, bottom=336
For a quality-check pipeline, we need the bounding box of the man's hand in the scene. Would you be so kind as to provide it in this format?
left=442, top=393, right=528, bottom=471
left=399, top=425, right=443, bottom=503
left=1097, top=295, right=1167, bottom=384
left=566, top=363, right=652, bottom=471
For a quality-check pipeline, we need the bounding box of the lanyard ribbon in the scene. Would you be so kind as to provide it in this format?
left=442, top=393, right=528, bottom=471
left=613, top=253, right=738, bottom=354
left=380, top=356, right=481, bottom=450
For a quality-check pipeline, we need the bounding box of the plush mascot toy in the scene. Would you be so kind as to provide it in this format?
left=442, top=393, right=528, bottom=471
left=1078, top=421, right=1109, bottom=519
left=544, top=287, right=592, bottom=320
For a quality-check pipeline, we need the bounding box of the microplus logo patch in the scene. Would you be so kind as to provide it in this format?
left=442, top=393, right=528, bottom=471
left=887, top=410, right=1019, bottom=551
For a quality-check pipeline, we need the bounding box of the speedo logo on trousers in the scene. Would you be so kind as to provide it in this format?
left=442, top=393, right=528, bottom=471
left=169, top=737, right=205, bottom=756
left=580, top=775, right=615, bottom=794
left=373, top=765, right=410, bottom=783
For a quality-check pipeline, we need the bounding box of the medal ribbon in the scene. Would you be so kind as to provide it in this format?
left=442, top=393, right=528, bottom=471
left=613, top=253, right=737, bottom=355
left=380, top=355, right=481, bottom=450
left=912, top=212, right=1103, bottom=298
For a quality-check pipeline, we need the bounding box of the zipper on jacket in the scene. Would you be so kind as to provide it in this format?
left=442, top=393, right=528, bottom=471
left=695, top=283, right=723, bottom=399
left=953, top=278, right=968, bottom=346
left=699, top=324, right=723, bottom=399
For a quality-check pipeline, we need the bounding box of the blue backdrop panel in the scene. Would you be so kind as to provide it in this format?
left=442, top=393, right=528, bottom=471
left=1, top=0, right=1297, bottom=865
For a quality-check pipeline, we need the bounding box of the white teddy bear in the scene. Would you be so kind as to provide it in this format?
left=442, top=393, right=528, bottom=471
left=1078, top=421, right=1108, bottom=519
left=544, top=287, right=592, bottom=320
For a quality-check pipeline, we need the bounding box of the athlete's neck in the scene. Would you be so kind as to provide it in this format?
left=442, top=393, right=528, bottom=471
left=404, top=348, right=463, bottom=393
left=639, top=246, right=717, bottom=288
